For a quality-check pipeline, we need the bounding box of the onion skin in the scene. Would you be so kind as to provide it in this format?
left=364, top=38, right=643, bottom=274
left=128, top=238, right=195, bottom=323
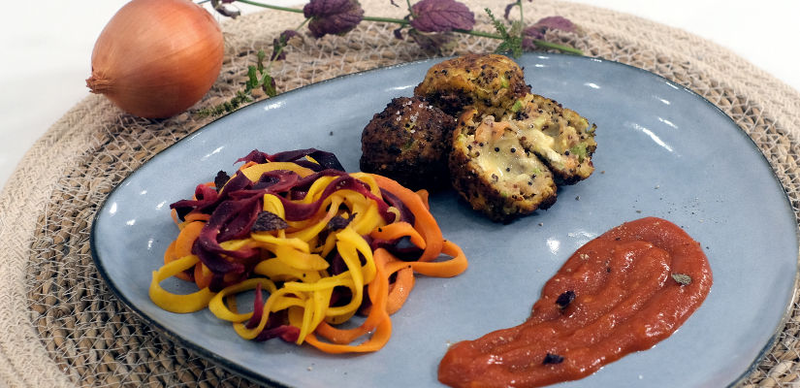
left=86, top=0, right=224, bottom=119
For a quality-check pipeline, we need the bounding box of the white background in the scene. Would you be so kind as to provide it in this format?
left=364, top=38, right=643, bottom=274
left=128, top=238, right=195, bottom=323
left=1, top=0, right=798, bottom=189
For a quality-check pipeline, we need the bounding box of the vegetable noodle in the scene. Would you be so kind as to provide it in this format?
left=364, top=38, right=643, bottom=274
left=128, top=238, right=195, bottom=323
left=149, top=148, right=468, bottom=353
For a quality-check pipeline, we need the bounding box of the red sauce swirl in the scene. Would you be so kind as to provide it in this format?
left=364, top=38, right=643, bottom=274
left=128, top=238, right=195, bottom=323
left=438, top=217, right=712, bottom=387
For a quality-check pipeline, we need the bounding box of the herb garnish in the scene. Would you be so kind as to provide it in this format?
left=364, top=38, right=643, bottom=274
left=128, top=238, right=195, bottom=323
left=671, top=273, right=692, bottom=286
left=252, top=211, right=289, bottom=232
left=327, top=213, right=357, bottom=231
left=543, top=353, right=564, bottom=365
left=214, top=170, right=230, bottom=192
left=555, top=290, right=575, bottom=309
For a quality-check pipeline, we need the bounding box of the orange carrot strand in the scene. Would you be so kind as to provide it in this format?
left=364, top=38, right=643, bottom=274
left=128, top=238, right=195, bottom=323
left=309, top=248, right=393, bottom=350
left=184, top=212, right=211, bottom=223
left=163, top=240, right=193, bottom=282
left=194, top=262, right=213, bottom=290
left=416, top=189, right=430, bottom=210
left=385, top=266, right=415, bottom=315
left=175, top=221, right=205, bottom=259
left=239, top=161, right=258, bottom=171
left=369, top=222, right=426, bottom=250
left=371, top=174, right=443, bottom=262
left=385, top=240, right=468, bottom=278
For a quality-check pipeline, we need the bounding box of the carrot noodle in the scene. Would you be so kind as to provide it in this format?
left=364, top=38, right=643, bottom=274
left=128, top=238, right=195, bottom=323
left=148, top=151, right=468, bottom=353
left=163, top=240, right=193, bottom=282
left=175, top=221, right=204, bottom=260
left=386, top=266, right=415, bottom=315
left=184, top=213, right=211, bottom=223
left=194, top=262, right=213, bottom=289
left=385, top=240, right=469, bottom=278
left=370, top=174, right=443, bottom=262
left=416, top=189, right=430, bottom=210
left=369, top=222, right=426, bottom=250
left=238, top=160, right=258, bottom=171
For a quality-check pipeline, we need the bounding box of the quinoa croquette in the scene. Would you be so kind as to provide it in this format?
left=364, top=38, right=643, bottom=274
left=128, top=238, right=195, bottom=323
left=492, top=93, right=597, bottom=185
left=360, top=96, right=456, bottom=190
left=449, top=107, right=558, bottom=223
left=361, top=54, right=598, bottom=222
left=413, top=54, right=531, bottom=117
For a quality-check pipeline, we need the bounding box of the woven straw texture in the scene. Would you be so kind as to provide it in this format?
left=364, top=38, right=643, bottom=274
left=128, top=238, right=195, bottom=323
left=1, top=0, right=799, bottom=386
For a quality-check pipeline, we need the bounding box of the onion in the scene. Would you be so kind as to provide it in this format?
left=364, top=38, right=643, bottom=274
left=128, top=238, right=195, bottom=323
left=86, top=0, right=224, bottom=119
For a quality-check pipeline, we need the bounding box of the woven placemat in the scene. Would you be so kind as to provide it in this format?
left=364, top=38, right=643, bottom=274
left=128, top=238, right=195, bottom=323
left=2, top=0, right=799, bottom=386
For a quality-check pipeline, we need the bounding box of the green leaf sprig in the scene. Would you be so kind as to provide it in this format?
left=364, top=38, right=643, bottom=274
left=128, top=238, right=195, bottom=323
left=486, top=7, right=523, bottom=57
left=198, top=49, right=278, bottom=117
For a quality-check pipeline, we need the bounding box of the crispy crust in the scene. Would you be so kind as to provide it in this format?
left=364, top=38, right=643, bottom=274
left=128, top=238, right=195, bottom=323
left=414, top=54, right=531, bottom=117
left=358, top=54, right=599, bottom=222
left=449, top=149, right=558, bottom=223
left=360, top=96, right=456, bottom=190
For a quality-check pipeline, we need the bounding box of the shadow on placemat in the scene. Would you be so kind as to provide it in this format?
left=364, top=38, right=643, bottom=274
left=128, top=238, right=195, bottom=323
left=22, top=6, right=800, bottom=388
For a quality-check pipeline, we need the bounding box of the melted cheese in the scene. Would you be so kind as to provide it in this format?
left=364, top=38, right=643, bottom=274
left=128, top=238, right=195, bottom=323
left=472, top=130, right=540, bottom=191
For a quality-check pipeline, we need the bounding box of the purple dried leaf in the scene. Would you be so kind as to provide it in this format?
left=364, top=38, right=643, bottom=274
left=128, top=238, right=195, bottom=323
left=408, top=29, right=456, bottom=52
left=393, top=26, right=405, bottom=39
left=522, top=25, right=546, bottom=40
left=522, top=16, right=576, bottom=50
left=521, top=37, right=536, bottom=51
left=214, top=170, right=230, bottom=192
left=532, top=16, right=575, bottom=33
left=410, top=0, right=475, bottom=33
left=279, top=30, right=299, bottom=42
left=521, top=26, right=545, bottom=50
left=303, top=0, right=365, bottom=38
left=271, top=30, right=300, bottom=61
left=503, top=2, right=517, bottom=20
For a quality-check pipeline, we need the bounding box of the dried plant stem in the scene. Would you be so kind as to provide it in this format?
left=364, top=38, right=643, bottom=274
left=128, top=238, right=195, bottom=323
left=230, top=0, right=583, bottom=55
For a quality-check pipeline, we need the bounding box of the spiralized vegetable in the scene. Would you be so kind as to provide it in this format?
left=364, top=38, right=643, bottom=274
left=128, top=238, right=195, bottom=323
left=149, top=149, right=468, bottom=353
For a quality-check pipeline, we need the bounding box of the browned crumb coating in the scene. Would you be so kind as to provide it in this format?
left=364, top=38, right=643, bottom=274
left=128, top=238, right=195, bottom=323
left=413, top=54, right=531, bottom=117
left=360, top=96, right=456, bottom=190
left=361, top=54, right=598, bottom=222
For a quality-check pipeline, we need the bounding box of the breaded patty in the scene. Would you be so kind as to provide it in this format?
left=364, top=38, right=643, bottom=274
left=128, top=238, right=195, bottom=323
left=414, top=54, right=531, bottom=117
left=360, top=96, right=456, bottom=190
left=361, top=54, right=598, bottom=222
left=498, top=93, right=597, bottom=184
left=449, top=107, right=557, bottom=223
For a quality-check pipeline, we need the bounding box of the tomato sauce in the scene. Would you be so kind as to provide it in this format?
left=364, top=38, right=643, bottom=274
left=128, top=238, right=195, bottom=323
left=438, top=217, right=712, bottom=388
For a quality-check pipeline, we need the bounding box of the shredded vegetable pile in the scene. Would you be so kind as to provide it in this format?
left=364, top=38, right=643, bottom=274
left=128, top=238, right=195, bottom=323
left=149, top=148, right=468, bottom=353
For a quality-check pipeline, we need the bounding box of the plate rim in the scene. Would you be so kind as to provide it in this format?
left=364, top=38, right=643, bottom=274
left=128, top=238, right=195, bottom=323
left=88, top=52, right=800, bottom=388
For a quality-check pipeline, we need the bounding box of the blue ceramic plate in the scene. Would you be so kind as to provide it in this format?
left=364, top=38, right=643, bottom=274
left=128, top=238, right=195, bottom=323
left=91, top=54, right=798, bottom=387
